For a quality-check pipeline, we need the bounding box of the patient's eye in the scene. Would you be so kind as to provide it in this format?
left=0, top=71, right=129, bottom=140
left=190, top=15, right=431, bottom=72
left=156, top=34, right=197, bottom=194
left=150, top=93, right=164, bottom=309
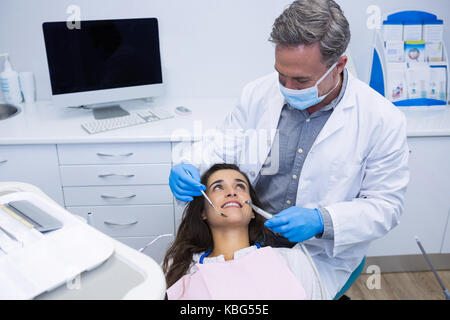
left=236, top=183, right=246, bottom=190
left=212, top=184, right=222, bottom=191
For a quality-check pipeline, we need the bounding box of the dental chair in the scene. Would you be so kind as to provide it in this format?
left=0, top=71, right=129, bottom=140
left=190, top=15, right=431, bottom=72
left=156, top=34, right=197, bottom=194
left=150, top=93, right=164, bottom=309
left=334, top=257, right=366, bottom=300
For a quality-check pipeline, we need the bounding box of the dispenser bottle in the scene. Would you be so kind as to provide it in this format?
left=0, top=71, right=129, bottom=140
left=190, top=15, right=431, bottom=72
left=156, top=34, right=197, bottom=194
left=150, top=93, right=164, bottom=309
left=0, top=54, right=23, bottom=104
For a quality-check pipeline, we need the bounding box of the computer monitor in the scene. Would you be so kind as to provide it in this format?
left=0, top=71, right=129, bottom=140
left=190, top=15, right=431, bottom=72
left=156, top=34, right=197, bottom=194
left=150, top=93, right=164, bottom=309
left=42, top=18, right=163, bottom=109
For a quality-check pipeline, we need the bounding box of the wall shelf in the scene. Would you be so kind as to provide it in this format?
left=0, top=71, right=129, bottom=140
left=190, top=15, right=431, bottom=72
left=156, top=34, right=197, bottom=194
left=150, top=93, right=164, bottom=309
left=369, top=10, right=449, bottom=107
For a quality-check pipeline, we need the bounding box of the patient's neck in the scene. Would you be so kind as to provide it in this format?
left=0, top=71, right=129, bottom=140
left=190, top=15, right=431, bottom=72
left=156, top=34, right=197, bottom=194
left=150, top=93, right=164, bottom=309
left=210, top=227, right=250, bottom=261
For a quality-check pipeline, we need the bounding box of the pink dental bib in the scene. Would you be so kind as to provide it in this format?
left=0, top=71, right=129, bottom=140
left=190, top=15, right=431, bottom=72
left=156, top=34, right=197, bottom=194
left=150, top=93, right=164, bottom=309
left=167, top=246, right=308, bottom=300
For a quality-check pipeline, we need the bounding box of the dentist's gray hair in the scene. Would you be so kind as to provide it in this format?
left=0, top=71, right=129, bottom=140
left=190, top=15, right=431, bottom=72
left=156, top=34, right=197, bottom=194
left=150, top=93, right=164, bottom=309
left=270, top=0, right=350, bottom=67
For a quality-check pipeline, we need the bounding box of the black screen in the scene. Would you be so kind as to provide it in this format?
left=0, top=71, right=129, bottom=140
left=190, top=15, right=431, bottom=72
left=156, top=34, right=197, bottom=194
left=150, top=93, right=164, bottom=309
left=43, top=18, right=163, bottom=95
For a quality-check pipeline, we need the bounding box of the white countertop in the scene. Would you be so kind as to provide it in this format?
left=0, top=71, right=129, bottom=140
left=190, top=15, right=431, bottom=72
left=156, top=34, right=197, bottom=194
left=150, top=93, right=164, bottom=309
left=0, top=97, right=238, bottom=145
left=0, top=98, right=449, bottom=145
left=397, top=105, right=450, bottom=137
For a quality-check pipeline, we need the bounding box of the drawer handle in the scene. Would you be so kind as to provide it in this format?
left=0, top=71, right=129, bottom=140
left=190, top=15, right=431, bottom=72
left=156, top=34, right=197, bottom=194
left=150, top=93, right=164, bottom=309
left=96, top=152, right=134, bottom=157
left=98, top=174, right=135, bottom=178
left=0, top=160, right=7, bottom=165
left=104, top=220, right=138, bottom=227
left=101, top=194, right=136, bottom=200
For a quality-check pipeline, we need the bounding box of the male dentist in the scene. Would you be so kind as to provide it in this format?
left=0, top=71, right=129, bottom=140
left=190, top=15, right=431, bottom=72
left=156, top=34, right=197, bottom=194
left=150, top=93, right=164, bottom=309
left=169, top=0, right=409, bottom=298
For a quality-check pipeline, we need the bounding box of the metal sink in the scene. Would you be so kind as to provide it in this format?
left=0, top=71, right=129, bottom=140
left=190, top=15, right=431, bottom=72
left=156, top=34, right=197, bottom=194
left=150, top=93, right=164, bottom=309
left=0, top=103, right=20, bottom=120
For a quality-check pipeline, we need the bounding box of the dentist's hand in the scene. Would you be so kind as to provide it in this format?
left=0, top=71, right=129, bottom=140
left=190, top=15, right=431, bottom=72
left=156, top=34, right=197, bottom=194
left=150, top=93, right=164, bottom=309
left=169, top=163, right=206, bottom=202
left=264, top=206, right=324, bottom=243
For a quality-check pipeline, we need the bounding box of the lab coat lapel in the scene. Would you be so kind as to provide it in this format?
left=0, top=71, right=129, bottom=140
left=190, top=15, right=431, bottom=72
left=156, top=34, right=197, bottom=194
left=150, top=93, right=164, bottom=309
left=311, top=73, right=356, bottom=149
left=246, top=83, right=284, bottom=184
left=264, top=86, right=284, bottom=159
left=267, top=88, right=285, bottom=132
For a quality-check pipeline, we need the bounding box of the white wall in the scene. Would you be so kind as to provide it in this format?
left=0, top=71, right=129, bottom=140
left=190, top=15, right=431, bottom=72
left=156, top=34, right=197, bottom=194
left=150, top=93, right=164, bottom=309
left=0, top=0, right=449, bottom=101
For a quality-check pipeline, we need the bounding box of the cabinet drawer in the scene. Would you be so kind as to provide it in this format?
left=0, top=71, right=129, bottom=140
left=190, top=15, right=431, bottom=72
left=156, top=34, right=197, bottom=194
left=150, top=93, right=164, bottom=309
left=60, top=164, right=171, bottom=186
left=57, top=142, right=171, bottom=165
left=63, top=185, right=173, bottom=206
left=0, top=144, right=64, bottom=205
left=68, top=205, right=174, bottom=237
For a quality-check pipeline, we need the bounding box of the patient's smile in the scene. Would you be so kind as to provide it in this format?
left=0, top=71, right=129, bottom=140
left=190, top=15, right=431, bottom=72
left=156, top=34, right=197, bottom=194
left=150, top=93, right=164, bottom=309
left=221, top=201, right=243, bottom=209
left=203, top=169, right=254, bottom=224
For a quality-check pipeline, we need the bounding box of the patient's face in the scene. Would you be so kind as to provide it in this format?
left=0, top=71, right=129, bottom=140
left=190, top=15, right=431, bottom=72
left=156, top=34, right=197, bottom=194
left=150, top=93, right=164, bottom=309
left=202, top=169, right=254, bottom=227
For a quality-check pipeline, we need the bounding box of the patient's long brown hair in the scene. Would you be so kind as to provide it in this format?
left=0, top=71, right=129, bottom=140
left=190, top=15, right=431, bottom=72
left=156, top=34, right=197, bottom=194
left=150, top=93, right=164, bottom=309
left=163, top=163, right=272, bottom=288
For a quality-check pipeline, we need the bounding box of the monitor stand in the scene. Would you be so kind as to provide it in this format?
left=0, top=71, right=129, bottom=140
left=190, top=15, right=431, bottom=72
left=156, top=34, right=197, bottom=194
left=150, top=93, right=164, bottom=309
left=92, top=105, right=130, bottom=120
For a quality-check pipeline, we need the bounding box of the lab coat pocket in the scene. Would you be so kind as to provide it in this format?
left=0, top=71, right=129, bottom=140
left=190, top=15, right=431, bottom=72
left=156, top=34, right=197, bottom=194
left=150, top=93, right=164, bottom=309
left=328, top=160, right=366, bottom=202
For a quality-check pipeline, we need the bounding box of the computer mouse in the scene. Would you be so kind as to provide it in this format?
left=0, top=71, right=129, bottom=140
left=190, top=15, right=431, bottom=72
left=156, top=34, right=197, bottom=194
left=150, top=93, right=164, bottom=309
left=175, top=106, right=192, bottom=116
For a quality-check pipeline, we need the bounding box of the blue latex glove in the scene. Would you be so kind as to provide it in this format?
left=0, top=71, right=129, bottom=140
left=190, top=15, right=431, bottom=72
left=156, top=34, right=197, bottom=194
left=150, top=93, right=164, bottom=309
left=169, top=163, right=206, bottom=202
left=264, top=206, right=324, bottom=243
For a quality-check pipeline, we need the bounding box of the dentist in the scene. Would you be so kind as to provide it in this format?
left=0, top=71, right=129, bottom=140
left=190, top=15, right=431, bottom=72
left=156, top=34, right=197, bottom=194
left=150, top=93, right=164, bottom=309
left=169, top=0, right=409, bottom=298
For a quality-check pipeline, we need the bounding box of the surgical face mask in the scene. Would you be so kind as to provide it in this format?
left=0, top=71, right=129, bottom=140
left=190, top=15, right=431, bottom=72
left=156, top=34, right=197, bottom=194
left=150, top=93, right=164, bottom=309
left=279, top=61, right=340, bottom=111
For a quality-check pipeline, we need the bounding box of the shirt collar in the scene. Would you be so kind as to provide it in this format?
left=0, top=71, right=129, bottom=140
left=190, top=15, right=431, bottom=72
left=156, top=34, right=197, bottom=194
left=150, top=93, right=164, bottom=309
left=324, top=68, right=348, bottom=111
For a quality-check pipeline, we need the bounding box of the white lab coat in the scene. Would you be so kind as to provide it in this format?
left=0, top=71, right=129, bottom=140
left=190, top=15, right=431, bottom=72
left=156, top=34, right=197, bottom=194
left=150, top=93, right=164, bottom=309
left=177, top=70, right=410, bottom=298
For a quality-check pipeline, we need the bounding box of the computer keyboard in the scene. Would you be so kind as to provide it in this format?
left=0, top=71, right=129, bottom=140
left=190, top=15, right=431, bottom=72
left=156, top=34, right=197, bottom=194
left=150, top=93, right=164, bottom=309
left=81, top=108, right=174, bottom=134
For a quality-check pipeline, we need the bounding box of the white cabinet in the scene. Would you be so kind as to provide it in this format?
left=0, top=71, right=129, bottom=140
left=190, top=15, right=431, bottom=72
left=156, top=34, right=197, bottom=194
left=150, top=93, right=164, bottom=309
left=367, top=136, right=450, bottom=256
left=0, top=144, right=64, bottom=205
left=58, top=142, right=175, bottom=258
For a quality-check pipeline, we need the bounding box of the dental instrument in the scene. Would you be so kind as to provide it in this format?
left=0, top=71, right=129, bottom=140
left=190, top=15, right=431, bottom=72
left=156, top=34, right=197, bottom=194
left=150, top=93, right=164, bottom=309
left=185, top=171, right=227, bottom=218
left=244, top=200, right=274, bottom=220
left=415, top=236, right=450, bottom=300
left=245, top=200, right=328, bottom=299
left=139, top=233, right=173, bottom=253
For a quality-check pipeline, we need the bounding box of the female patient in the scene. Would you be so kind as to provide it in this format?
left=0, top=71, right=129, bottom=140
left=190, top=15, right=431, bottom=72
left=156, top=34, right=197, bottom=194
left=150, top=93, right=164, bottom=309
left=163, top=163, right=329, bottom=300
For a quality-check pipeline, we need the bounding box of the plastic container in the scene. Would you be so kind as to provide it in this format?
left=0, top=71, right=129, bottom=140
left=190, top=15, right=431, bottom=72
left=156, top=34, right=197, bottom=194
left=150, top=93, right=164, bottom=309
left=0, top=54, right=23, bottom=104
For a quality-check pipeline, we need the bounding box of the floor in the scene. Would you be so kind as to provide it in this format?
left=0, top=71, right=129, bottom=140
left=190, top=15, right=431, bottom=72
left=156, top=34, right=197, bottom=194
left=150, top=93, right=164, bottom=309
left=346, top=270, right=450, bottom=300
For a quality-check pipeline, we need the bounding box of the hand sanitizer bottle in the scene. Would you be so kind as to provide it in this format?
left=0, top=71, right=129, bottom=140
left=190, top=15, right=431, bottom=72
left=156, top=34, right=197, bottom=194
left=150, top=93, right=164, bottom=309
left=0, top=54, right=23, bottom=104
